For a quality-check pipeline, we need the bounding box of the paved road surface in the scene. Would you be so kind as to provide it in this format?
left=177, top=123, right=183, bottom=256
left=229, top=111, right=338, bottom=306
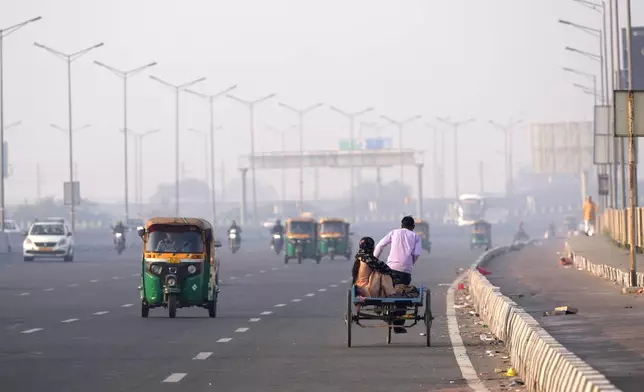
left=0, top=228, right=514, bottom=392
left=486, top=239, right=644, bottom=392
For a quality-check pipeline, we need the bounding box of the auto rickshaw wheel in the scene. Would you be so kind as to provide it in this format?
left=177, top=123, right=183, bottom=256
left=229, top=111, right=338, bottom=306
left=284, top=255, right=289, bottom=264
left=386, top=326, right=392, bottom=344
left=345, top=289, right=352, bottom=348
left=315, top=256, right=321, bottom=264
left=297, top=254, right=302, bottom=264
left=207, top=297, right=217, bottom=318
left=330, top=254, right=335, bottom=261
left=168, top=295, right=177, bottom=319
left=141, top=302, right=149, bottom=318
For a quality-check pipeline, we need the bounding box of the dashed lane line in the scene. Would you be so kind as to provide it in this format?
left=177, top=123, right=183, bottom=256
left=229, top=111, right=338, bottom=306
left=274, top=304, right=286, bottom=307
left=93, top=311, right=109, bottom=316
left=216, top=338, right=233, bottom=343
left=235, top=327, right=249, bottom=333
left=305, top=293, right=315, bottom=297
left=68, top=283, right=78, bottom=287
left=260, top=311, right=272, bottom=315
left=121, top=304, right=134, bottom=308
left=271, top=267, right=279, bottom=271
left=89, top=280, right=99, bottom=283
left=249, top=318, right=261, bottom=322
left=341, top=280, right=348, bottom=284
left=18, top=292, right=30, bottom=296
left=43, top=288, right=54, bottom=292
left=245, top=274, right=252, bottom=277
left=162, top=373, right=187, bottom=383
left=260, top=270, right=266, bottom=273
left=193, top=352, right=213, bottom=360
left=112, top=276, right=120, bottom=280
left=61, top=318, right=79, bottom=323
left=229, top=277, right=237, bottom=280
left=330, top=284, right=338, bottom=287
left=291, top=299, right=302, bottom=302
left=318, top=288, right=327, bottom=292
left=20, top=328, right=43, bottom=334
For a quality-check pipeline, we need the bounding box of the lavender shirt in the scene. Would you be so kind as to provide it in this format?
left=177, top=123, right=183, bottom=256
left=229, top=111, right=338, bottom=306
left=373, top=228, right=422, bottom=274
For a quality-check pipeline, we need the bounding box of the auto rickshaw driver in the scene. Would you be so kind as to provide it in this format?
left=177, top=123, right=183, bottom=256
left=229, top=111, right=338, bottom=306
left=155, top=232, right=188, bottom=252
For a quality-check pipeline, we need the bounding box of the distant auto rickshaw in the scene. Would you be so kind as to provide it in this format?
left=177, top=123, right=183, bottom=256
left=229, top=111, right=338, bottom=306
left=318, top=218, right=352, bottom=260
left=414, top=219, right=431, bottom=254
left=471, top=220, right=492, bottom=250
left=284, top=217, right=320, bottom=264
left=137, top=217, right=221, bottom=319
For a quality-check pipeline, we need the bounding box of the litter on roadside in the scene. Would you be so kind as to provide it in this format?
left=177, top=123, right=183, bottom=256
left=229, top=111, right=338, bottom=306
left=543, top=305, right=578, bottom=316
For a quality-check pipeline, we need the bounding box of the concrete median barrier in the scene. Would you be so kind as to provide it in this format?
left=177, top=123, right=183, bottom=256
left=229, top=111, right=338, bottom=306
left=465, top=241, right=620, bottom=392
left=565, top=241, right=644, bottom=288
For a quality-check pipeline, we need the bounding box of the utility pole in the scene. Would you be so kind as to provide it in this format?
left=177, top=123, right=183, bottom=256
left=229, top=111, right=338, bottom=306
left=625, top=0, right=637, bottom=287
left=436, top=117, right=475, bottom=198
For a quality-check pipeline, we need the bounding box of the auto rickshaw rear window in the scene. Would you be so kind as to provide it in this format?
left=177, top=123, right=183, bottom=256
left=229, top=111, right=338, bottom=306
left=320, top=221, right=344, bottom=233
left=146, top=226, right=203, bottom=253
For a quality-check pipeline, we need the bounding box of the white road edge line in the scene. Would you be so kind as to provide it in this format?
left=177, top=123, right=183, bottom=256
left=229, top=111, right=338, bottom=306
left=274, top=304, right=286, bottom=307
left=162, top=373, right=187, bottom=383
left=193, top=352, right=213, bottom=360
left=235, top=327, right=249, bottom=333
left=217, top=338, right=233, bottom=343
left=93, top=311, right=109, bottom=315
left=61, top=318, right=79, bottom=323
left=446, top=275, right=490, bottom=392
left=20, top=328, right=43, bottom=334
left=249, top=318, right=261, bottom=322
left=260, top=311, right=272, bottom=315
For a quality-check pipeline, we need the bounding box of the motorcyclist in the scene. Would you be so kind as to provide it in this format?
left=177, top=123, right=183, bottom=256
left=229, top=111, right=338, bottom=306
left=515, top=221, right=529, bottom=241
left=228, top=220, right=242, bottom=243
left=548, top=221, right=556, bottom=236
left=270, top=219, right=285, bottom=247
left=112, top=221, right=126, bottom=246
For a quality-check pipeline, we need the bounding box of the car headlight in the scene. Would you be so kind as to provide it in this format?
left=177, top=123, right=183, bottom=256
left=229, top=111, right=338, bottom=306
left=167, top=277, right=177, bottom=287
left=187, top=265, right=197, bottom=274
left=58, top=238, right=67, bottom=246
left=150, top=264, right=163, bottom=275
left=24, top=238, right=33, bottom=246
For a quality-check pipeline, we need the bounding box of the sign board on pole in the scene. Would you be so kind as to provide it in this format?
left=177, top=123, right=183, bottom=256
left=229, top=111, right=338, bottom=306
left=598, top=173, right=609, bottom=195
left=593, top=134, right=614, bottom=164
left=1, top=142, right=6, bottom=179
left=365, top=138, right=393, bottom=150
left=621, top=27, right=644, bottom=90
left=594, top=105, right=613, bottom=135
left=338, top=139, right=360, bottom=151
left=63, top=182, right=81, bottom=206
left=530, top=122, right=594, bottom=174
left=614, top=90, right=644, bottom=137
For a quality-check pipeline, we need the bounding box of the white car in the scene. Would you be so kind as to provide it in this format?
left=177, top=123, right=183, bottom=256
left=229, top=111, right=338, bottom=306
left=3, top=220, right=21, bottom=233
left=23, top=220, right=75, bottom=262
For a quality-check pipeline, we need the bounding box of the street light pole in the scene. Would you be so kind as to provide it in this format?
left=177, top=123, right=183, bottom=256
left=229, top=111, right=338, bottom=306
left=489, top=120, right=522, bottom=196
left=120, top=128, right=160, bottom=214
left=267, top=124, right=297, bottom=214
left=0, top=16, right=41, bottom=232
left=149, top=75, right=206, bottom=216
left=34, top=41, right=104, bottom=233
left=279, top=101, right=323, bottom=215
left=436, top=117, right=475, bottom=198
left=380, top=115, right=422, bottom=185
left=228, top=93, right=276, bottom=223
left=94, top=60, right=156, bottom=224
left=186, top=84, right=236, bottom=225
left=330, top=106, right=373, bottom=221
left=625, top=0, right=637, bottom=287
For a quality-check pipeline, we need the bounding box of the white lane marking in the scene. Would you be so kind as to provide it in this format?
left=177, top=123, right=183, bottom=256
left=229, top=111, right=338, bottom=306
left=318, top=288, right=327, bottom=292
left=260, top=270, right=266, bottom=274
left=249, top=318, right=261, bottom=322
left=229, top=277, right=237, bottom=280
left=330, top=284, right=338, bottom=287
left=193, top=352, right=213, bottom=360
left=271, top=267, right=278, bottom=271
left=43, top=288, right=55, bottom=292
left=18, top=292, right=30, bottom=296
left=305, top=293, right=315, bottom=297
left=112, top=276, right=120, bottom=280
left=291, top=299, right=302, bottom=302
left=89, top=279, right=99, bottom=283
left=446, top=275, right=489, bottom=392
left=68, top=283, right=78, bottom=287
left=245, top=273, right=252, bottom=277
left=235, top=327, right=249, bottom=333
left=260, top=311, right=272, bottom=315
left=121, top=304, right=134, bottom=308
left=217, top=338, right=233, bottom=343
left=438, top=283, right=451, bottom=286
left=61, top=318, right=79, bottom=323
left=162, top=373, right=187, bottom=383
left=93, top=311, right=109, bottom=315
left=274, top=304, right=286, bottom=307
left=20, top=328, right=43, bottom=334
left=131, top=273, right=139, bottom=276
left=341, top=280, right=348, bottom=284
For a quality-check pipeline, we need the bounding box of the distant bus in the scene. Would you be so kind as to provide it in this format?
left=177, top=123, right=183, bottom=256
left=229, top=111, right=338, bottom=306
left=457, top=194, right=486, bottom=226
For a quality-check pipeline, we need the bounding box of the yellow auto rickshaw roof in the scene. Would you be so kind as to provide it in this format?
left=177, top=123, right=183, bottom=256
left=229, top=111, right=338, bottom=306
left=145, top=217, right=213, bottom=231
left=286, top=217, right=317, bottom=223
left=319, top=217, right=346, bottom=223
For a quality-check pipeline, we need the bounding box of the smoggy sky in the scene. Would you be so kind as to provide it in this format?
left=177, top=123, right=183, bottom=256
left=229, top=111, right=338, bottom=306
left=2, top=0, right=642, bottom=204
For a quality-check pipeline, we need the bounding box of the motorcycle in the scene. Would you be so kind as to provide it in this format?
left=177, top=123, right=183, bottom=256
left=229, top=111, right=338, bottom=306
left=228, top=229, right=240, bottom=254
left=271, top=233, right=284, bottom=255
left=114, top=232, right=125, bottom=254
left=514, top=231, right=529, bottom=243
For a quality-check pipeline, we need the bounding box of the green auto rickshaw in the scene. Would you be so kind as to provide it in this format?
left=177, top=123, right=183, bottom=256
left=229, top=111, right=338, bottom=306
left=284, top=217, right=320, bottom=264
left=415, top=219, right=431, bottom=253
left=471, top=219, right=492, bottom=250
left=318, top=218, right=352, bottom=260
left=137, top=217, right=221, bottom=319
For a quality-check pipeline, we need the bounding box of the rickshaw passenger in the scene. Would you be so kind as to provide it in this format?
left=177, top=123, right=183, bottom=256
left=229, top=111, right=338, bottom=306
left=351, top=237, right=396, bottom=298
left=155, top=232, right=188, bottom=252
